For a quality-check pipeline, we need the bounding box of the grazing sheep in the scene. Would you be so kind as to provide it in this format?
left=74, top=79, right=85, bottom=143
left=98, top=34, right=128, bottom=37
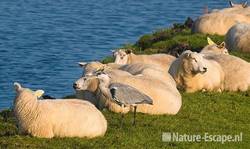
left=169, top=51, right=224, bottom=93
left=200, top=37, right=229, bottom=55
left=74, top=71, right=182, bottom=115
left=14, top=83, right=107, bottom=138
left=113, top=49, right=176, bottom=70
left=205, top=54, right=250, bottom=91
left=225, top=23, right=250, bottom=52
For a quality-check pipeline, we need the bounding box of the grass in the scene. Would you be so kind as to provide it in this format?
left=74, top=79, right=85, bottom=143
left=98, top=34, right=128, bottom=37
left=0, top=92, right=250, bottom=148
left=1, top=20, right=250, bottom=148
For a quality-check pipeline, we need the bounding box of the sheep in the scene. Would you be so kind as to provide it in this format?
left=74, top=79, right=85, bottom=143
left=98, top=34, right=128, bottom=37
left=225, top=23, right=250, bottom=52
left=192, top=10, right=250, bottom=35
left=78, top=61, right=122, bottom=76
left=13, top=83, right=107, bottom=138
left=229, top=1, right=248, bottom=8
left=113, top=49, right=176, bottom=71
left=74, top=70, right=182, bottom=115
left=78, top=61, right=129, bottom=77
left=204, top=54, right=250, bottom=91
left=77, top=61, right=177, bottom=93
left=169, top=51, right=224, bottom=93
left=200, top=37, right=229, bottom=55
left=118, top=63, right=177, bottom=89
left=74, top=75, right=131, bottom=114
left=225, top=1, right=250, bottom=15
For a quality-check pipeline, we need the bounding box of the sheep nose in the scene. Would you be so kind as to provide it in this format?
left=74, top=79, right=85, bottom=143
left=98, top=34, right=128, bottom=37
left=73, top=83, right=77, bottom=89
left=203, top=67, right=207, bottom=72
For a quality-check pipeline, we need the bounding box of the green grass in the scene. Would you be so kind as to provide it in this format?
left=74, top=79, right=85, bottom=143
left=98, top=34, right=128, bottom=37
left=0, top=92, right=250, bottom=148
left=108, top=20, right=224, bottom=58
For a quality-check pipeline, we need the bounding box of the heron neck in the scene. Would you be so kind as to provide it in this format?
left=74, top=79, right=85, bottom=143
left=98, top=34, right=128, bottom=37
left=99, top=83, right=112, bottom=99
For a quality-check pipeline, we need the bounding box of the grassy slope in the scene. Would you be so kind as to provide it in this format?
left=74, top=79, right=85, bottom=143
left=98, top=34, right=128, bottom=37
left=1, top=25, right=250, bottom=148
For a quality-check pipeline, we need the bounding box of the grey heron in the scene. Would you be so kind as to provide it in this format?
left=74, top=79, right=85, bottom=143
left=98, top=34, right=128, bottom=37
left=97, top=73, right=153, bottom=126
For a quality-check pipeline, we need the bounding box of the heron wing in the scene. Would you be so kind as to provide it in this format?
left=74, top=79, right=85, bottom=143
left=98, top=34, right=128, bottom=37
left=109, top=83, right=153, bottom=105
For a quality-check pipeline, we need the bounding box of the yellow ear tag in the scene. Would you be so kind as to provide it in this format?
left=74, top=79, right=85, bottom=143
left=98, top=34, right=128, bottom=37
left=207, top=37, right=216, bottom=45
left=34, top=90, right=44, bottom=98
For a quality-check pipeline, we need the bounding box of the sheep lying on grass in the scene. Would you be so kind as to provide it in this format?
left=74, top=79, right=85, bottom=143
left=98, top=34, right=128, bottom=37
left=78, top=61, right=130, bottom=77
left=14, top=83, right=107, bottom=138
left=200, top=37, right=229, bottom=55
left=169, top=51, right=224, bottom=93
left=225, top=23, right=250, bottom=52
left=78, top=61, right=176, bottom=88
left=205, top=54, right=250, bottom=91
left=118, top=63, right=177, bottom=88
left=74, top=75, right=131, bottom=114
left=113, top=49, right=176, bottom=70
left=74, top=69, right=182, bottom=115
left=192, top=0, right=250, bottom=36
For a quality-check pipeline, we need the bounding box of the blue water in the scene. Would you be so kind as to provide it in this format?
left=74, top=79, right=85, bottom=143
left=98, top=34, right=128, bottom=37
left=0, top=0, right=243, bottom=110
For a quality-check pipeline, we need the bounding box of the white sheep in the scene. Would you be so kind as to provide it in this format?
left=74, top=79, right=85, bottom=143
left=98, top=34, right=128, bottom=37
left=113, top=49, right=176, bottom=71
left=169, top=51, right=224, bottom=93
left=200, top=37, right=229, bottom=55
left=77, top=61, right=176, bottom=88
left=192, top=9, right=250, bottom=35
left=118, top=63, right=177, bottom=89
left=74, top=70, right=182, bottom=115
left=13, top=83, right=107, bottom=138
left=205, top=54, right=250, bottom=91
left=78, top=61, right=130, bottom=77
left=225, top=23, right=250, bottom=52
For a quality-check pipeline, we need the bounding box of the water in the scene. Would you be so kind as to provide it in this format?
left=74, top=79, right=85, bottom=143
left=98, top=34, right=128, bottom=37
left=0, top=0, right=243, bottom=110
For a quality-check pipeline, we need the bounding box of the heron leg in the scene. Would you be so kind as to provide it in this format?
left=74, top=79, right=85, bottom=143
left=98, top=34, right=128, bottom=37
left=133, top=106, right=137, bottom=126
left=120, top=104, right=125, bottom=127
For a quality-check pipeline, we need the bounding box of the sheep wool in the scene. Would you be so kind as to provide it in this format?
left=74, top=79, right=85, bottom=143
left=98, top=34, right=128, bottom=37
left=13, top=83, right=107, bottom=138
left=169, top=51, right=224, bottom=93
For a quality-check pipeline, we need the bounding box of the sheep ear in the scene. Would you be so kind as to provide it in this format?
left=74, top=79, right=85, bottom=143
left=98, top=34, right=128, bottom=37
left=217, top=42, right=226, bottom=49
left=242, top=1, right=248, bottom=8
left=34, top=90, right=44, bottom=98
left=125, top=49, right=132, bottom=54
left=78, top=62, right=87, bottom=68
left=207, top=37, right=216, bottom=45
left=110, top=50, right=116, bottom=53
left=14, top=82, right=22, bottom=92
left=229, top=1, right=234, bottom=7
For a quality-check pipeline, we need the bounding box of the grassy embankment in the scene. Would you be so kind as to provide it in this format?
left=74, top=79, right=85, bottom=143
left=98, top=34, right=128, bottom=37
left=0, top=22, right=250, bottom=148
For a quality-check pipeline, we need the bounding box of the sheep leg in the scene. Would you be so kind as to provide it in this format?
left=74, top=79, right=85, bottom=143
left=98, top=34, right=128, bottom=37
left=133, top=106, right=137, bottom=126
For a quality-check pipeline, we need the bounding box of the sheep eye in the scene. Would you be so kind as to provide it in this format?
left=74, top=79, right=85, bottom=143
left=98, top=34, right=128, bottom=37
left=193, top=59, right=197, bottom=62
left=83, top=78, right=87, bottom=81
